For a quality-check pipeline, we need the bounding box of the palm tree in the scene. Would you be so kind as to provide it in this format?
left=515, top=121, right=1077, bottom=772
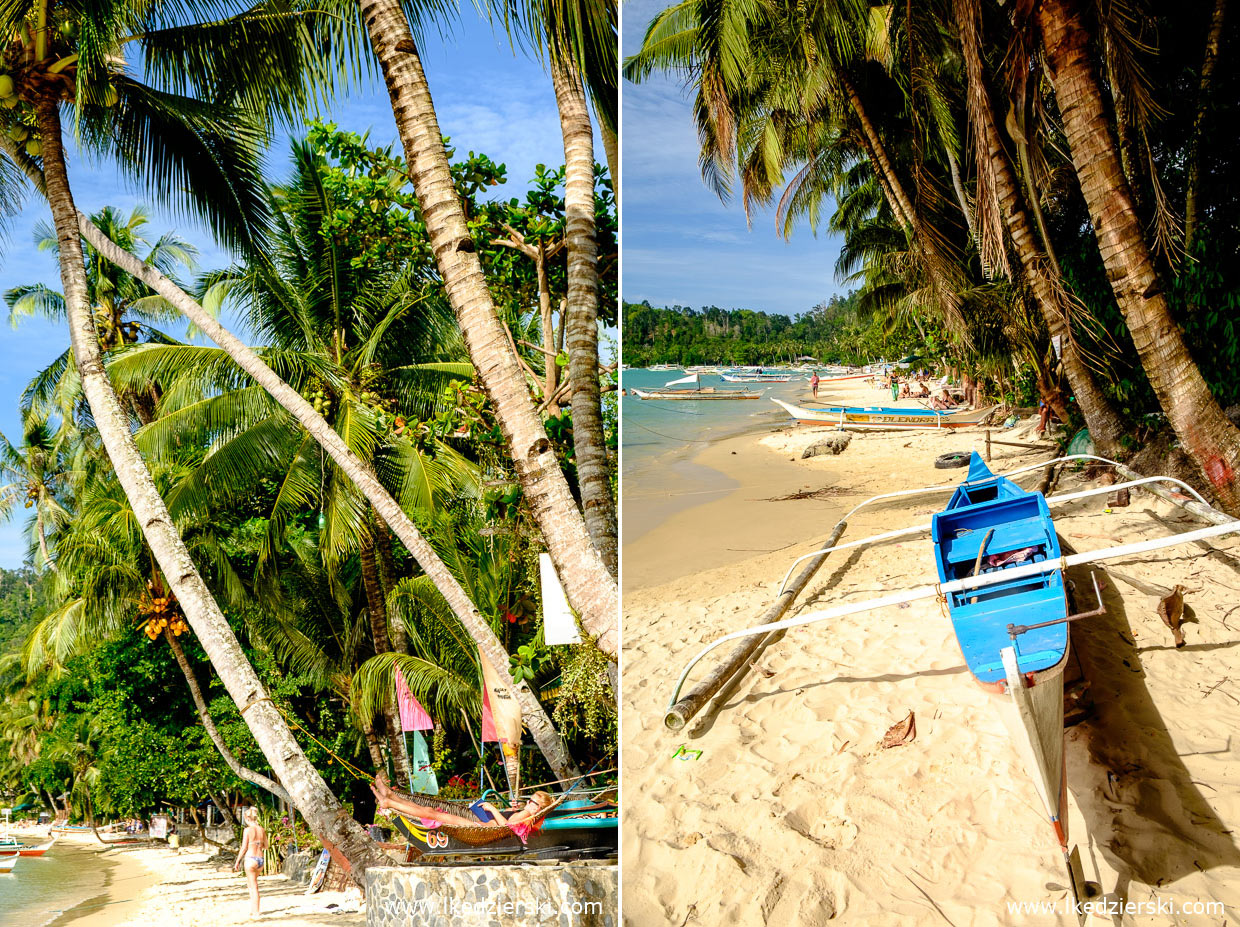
left=349, top=0, right=618, bottom=652
left=497, top=0, right=619, bottom=574
left=7, top=207, right=196, bottom=427
left=106, top=136, right=580, bottom=780
left=0, top=418, right=75, bottom=571
left=950, top=0, right=1127, bottom=456
left=1033, top=0, right=1240, bottom=511
left=21, top=446, right=293, bottom=803
left=2, top=0, right=620, bottom=655
left=2, top=0, right=388, bottom=873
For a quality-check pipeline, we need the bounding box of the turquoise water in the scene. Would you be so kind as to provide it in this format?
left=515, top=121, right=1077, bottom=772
left=0, top=840, right=118, bottom=926
left=620, top=368, right=816, bottom=545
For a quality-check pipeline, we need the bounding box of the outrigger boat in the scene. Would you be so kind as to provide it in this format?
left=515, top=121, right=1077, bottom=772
left=720, top=373, right=801, bottom=383
left=631, top=374, right=762, bottom=400
left=667, top=452, right=1240, bottom=904
left=0, top=852, right=17, bottom=873
left=772, top=397, right=995, bottom=430
left=0, top=835, right=56, bottom=856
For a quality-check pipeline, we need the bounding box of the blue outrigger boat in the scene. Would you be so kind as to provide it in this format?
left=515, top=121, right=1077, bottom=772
left=932, top=454, right=1080, bottom=893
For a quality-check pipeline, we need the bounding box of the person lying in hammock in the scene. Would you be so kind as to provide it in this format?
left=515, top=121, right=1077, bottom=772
left=371, top=773, right=553, bottom=839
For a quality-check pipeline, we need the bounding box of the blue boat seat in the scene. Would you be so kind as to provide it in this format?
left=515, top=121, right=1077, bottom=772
left=943, top=515, right=1050, bottom=568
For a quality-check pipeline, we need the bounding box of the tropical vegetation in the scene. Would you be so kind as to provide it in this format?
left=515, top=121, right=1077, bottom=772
left=626, top=0, right=1240, bottom=502
left=0, top=0, right=617, bottom=881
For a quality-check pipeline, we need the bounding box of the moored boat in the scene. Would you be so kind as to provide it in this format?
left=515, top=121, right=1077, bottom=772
left=720, top=373, right=800, bottom=383
left=931, top=454, right=1074, bottom=862
left=0, top=852, right=18, bottom=873
left=632, top=374, right=762, bottom=400
left=771, top=397, right=994, bottom=429
left=0, top=835, right=56, bottom=856
left=665, top=451, right=1240, bottom=904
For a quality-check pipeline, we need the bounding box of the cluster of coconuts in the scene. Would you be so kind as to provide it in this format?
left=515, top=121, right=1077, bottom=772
left=139, top=592, right=188, bottom=639
left=23, top=481, right=38, bottom=508
left=0, top=75, right=39, bottom=156
left=306, top=386, right=333, bottom=415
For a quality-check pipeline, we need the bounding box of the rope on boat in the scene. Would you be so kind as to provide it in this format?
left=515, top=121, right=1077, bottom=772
left=668, top=518, right=1240, bottom=708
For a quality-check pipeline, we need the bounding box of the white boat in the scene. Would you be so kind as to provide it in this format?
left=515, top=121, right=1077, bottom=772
left=0, top=853, right=18, bottom=873
left=630, top=373, right=763, bottom=400
left=0, top=835, right=56, bottom=856
left=720, top=373, right=801, bottom=383
left=771, top=397, right=995, bottom=430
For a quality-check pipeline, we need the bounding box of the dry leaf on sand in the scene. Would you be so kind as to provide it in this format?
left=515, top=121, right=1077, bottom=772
left=880, top=710, right=917, bottom=748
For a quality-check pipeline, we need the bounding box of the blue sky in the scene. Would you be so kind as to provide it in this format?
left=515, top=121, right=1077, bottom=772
left=0, top=13, right=584, bottom=568
left=621, top=0, right=845, bottom=317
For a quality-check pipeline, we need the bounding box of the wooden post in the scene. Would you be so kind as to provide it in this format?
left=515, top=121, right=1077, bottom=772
left=985, top=429, right=992, bottom=461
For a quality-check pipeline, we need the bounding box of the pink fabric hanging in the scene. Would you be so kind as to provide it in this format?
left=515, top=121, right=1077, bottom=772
left=394, top=667, right=433, bottom=732
left=480, top=687, right=499, bottom=742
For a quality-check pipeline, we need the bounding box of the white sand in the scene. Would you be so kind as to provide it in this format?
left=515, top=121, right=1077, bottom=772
left=55, top=839, right=363, bottom=926
left=622, top=402, right=1240, bottom=925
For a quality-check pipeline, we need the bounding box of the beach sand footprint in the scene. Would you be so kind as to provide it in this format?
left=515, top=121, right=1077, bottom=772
left=784, top=801, right=859, bottom=850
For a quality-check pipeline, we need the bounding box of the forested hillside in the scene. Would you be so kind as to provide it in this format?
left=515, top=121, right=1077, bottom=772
left=622, top=291, right=928, bottom=366
left=0, top=568, right=46, bottom=655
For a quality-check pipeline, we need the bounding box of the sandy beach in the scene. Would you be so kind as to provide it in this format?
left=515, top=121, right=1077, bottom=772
left=44, top=836, right=363, bottom=926
left=622, top=386, right=1240, bottom=924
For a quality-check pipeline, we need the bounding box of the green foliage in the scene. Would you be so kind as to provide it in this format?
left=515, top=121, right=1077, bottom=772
left=551, top=640, right=616, bottom=757
left=623, top=292, right=923, bottom=367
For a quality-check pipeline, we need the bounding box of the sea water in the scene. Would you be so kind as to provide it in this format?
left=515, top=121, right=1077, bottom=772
left=620, top=368, right=813, bottom=546
left=0, top=841, right=118, bottom=927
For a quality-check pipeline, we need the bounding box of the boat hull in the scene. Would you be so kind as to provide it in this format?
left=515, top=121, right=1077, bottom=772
left=771, top=397, right=994, bottom=430
left=933, top=453, right=1072, bottom=850
left=632, top=388, right=762, bottom=400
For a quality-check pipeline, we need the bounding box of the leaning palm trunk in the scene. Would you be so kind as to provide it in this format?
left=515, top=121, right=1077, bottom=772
left=3, top=128, right=594, bottom=778
left=35, top=97, right=388, bottom=880
left=355, top=0, right=618, bottom=653
left=164, top=627, right=291, bottom=804
left=554, top=57, right=618, bottom=577
left=955, top=0, right=1126, bottom=457
left=1037, top=0, right=1240, bottom=512
left=75, top=219, right=580, bottom=780
left=842, top=74, right=915, bottom=228
left=601, top=122, right=618, bottom=203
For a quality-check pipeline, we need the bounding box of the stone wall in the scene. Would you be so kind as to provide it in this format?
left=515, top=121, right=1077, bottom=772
left=366, top=863, right=617, bottom=927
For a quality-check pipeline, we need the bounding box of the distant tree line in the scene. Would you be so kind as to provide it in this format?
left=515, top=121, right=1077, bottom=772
left=622, top=291, right=928, bottom=367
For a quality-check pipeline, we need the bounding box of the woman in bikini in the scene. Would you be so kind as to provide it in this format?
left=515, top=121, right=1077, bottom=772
left=233, top=807, right=268, bottom=918
left=371, top=773, right=553, bottom=839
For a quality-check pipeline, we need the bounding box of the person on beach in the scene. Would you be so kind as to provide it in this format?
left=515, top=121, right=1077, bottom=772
left=371, top=773, right=553, bottom=841
left=233, top=807, right=267, bottom=918
left=810, top=372, right=820, bottom=398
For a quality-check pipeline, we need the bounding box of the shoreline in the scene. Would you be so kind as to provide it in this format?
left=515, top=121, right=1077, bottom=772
left=622, top=414, right=1240, bottom=924
left=622, top=381, right=950, bottom=590
left=36, top=839, right=363, bottom=927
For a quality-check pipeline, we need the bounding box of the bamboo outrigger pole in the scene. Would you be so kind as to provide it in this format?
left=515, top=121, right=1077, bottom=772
left=668, top=518, right=1240, bottom=708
